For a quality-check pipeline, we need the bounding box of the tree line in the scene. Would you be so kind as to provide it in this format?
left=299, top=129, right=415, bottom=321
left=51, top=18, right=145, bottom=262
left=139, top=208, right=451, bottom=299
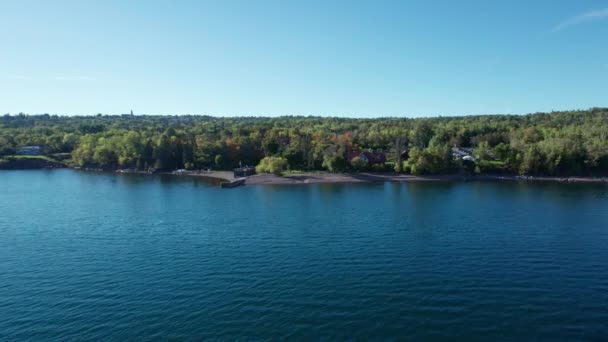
left=1, top=108, right=607, bottom=176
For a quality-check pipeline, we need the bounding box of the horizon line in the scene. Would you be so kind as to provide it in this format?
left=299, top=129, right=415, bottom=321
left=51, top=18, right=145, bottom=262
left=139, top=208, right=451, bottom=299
left=2, top=107, right=607, bottom=119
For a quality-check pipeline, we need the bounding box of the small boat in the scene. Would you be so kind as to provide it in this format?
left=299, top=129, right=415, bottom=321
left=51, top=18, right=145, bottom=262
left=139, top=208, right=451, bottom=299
left=220, top=178, right=246, bottom=188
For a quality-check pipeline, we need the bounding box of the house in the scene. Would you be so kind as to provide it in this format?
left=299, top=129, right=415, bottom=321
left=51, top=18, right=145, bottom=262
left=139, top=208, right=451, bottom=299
left=452, top=147, right=474, bottom=160
left=349, top=150, right=387, bottom=166
left=16, top=146, right=42, bottom=155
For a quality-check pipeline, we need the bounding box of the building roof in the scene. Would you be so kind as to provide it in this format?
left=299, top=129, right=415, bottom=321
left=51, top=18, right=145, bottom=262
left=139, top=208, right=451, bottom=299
left=349, top=150, right=387, bottom=165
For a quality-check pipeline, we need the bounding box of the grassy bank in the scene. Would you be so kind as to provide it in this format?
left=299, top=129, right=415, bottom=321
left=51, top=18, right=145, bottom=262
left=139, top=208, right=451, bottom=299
left=0, top=155, right=66, bottom=170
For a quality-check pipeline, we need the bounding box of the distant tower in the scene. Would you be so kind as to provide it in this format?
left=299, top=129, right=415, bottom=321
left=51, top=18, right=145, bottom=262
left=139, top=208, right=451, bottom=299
left=130, top=110, right=134, bottom=116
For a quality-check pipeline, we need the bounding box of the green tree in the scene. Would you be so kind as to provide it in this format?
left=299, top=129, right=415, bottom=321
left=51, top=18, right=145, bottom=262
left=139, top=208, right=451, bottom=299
left=322, top=153, right=347, bottom=172
left=138, top=139, right=155, bottom=170
left=214, top=154, right=224, bottom=169
left=256, top=156, right=288, bottom=175
left=155, top=134, right=174, bottom=170
left=93, top=137, right=118, bottom=168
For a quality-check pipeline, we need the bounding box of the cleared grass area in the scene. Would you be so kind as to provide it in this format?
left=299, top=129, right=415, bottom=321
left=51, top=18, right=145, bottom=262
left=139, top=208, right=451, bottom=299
left=3, top=155, right=60, bottom=162
left=480, top=160, right=506, bottom=166
left=478, top=159, right=509, bottom=174
left=283, top=170, right=327, bottom=175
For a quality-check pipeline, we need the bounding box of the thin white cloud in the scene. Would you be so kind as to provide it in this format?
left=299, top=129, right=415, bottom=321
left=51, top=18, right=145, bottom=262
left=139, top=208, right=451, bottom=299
left=551, top=8, right=608, bottom=32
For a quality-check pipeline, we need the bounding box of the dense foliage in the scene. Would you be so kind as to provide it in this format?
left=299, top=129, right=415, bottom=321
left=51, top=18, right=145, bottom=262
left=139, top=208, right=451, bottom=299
left=1, top=108, right=607, bottom=176
left=255, top=157, right=288, bottom=176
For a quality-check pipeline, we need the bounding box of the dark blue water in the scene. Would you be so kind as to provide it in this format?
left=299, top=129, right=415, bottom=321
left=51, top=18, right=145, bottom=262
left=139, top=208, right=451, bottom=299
left=1, top=170, right=608, bottom=340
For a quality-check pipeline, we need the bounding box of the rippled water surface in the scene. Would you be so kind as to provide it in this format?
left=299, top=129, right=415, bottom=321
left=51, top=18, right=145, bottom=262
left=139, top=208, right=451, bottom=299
left=1, top=170, right=608, bottom=340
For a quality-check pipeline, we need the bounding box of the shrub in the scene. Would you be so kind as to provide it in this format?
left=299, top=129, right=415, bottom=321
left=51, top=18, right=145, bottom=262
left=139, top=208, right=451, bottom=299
left=350, top=156, right=368, bottom=171
left=214, top=155, right=224, bottom=168
left=401, top=161, right=412, bottom=174
left=322, top=154, right=347, bottom=172
left=406, top=145, right=456, bottom=175
left=371, top=164, right=386, bottom=172
left=256, top=156, right=288, bottom=175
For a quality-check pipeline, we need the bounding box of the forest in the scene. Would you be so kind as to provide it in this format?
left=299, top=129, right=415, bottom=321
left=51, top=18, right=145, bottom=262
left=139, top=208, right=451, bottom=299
left=1, top=108, right=607, bottom=176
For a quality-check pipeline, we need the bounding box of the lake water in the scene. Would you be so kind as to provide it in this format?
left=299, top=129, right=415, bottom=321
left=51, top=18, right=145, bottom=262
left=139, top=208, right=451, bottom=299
left=1, top=170, right=608, bottom=340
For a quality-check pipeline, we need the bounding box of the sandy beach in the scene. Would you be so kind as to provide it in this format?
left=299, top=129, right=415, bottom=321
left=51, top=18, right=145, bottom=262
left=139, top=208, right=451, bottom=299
left=237, top=172, right=608, bottom=186
left=87, top=169, right=608, bottom=186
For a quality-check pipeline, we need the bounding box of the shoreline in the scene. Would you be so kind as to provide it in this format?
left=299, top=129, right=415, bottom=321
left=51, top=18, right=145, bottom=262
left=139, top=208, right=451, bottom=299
left=3, top=165, right=608, bottom=185
left=110, top=170, right=608, bottom=185
left=243, top=172, right=608, bottom=185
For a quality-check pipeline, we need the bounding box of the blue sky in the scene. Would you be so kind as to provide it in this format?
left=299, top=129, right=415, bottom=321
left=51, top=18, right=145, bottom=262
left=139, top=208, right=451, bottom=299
left=0, top=0, right=607, bottom=117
